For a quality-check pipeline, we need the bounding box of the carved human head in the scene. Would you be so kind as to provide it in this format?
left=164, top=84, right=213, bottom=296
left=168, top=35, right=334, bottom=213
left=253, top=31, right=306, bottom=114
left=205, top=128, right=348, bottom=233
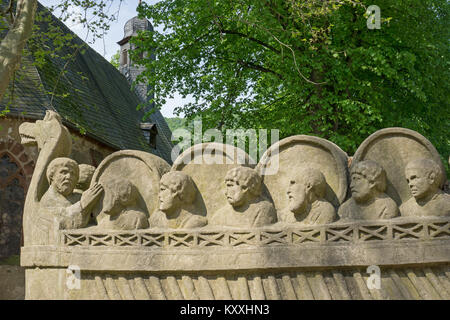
left=350, top=160, right=387, bottom=203
left=287, top=167, right=327, bottom=213
left=103, top=178, right=138, bottom=216
left=76, top=164, right=96, bottom=191
left=224, top=166, right=262, bottom=207
left=405, top=158, right=442, bottom=200
left=159, top=171, right=196, bottom=212
left=47, top=157, right=79, bottom=196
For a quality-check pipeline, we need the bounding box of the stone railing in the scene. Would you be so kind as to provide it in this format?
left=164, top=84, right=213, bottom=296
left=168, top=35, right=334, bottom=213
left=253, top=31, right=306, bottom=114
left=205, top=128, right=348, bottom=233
left=60, top=217, right=450, bottom=248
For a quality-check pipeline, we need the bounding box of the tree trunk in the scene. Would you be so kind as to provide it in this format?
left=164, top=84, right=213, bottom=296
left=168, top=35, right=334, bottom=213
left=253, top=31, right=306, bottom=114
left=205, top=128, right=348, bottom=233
left=0, top=0, right=37, bottom=102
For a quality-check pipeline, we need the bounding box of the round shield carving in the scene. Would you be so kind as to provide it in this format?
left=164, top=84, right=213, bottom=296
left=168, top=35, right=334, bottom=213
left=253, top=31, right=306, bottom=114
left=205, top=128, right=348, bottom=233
left=171, top=142, right=254, bottom=217
left=256, top=135, right=349, bottom=211
left=91, top=150, right=171, bottom=224
left=352, top=127, right=447, bottom=205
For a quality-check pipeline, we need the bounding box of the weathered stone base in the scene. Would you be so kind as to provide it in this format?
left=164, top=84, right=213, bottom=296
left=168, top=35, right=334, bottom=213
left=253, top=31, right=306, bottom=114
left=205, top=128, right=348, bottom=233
left=21, top=219, right=450, bottom=300
left=24, top=264, right=450, bottom=300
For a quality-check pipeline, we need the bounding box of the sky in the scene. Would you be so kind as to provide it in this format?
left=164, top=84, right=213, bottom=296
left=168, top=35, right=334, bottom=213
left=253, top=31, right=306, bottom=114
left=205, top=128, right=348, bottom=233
left=39, top=0, right=189, bottom=118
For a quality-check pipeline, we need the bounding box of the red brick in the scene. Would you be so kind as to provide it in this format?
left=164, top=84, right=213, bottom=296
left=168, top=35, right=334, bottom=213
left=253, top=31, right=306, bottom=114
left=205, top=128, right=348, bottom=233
left=11, top=143, right=24, bottom=155
left=19, top=153, right=29, bottom=163
left=24, top=163, right=35, bottom=175
left=7, top=140, right=15, bottom=149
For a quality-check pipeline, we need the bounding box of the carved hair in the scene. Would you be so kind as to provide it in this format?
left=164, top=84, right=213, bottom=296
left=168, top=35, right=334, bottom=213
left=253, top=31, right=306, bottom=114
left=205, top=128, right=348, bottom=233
left=108, top=178, right=138, bottom=206
left=351, top=160, right=387, bottom=192
left=405, top=158, right=443, bottom=188
left=293, top=167, right=327, bottom=199
left=47, top=157, right=79, bottom=184
left=160, top=171, right=196, bottom=204
left=225, top=166, right=262, bottom=197
left=77, top=164, right=96, bottom=188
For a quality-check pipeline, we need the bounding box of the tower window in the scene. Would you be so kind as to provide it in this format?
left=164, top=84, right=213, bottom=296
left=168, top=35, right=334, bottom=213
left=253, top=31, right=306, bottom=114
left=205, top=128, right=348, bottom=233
left=121, top=49, right=128, bottom=65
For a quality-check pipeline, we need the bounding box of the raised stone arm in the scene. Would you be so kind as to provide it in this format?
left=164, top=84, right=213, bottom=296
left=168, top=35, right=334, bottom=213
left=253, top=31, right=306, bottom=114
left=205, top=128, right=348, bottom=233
left=80, top=183, right=104, bottom=211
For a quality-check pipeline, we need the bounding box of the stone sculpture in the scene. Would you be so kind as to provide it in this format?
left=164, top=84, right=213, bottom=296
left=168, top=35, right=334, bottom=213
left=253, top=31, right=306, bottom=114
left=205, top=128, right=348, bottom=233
left=40, top=157, right=103, bottom=229
left=351, top=127, right=447, bottom=206
left=18, top=113, right=450, bottom=300
left=19, top=111, right=76, bottom=245
left=91, top=150, right=171, bottom=229
left=74, top=164, right=96, bottom=194
left=209, top=166, right=276, bottom=227
left=171, top=142, right=255, bottom=218
left=257, top=135, right=349, bottom=216
left=97, top=178, right=149, bottom=230
left=149, top=171, right=207, bottom=229
left=338, top=160, right=399, bottom=220
left=400, top=159, right=450, bottom=217
left=278, top=168, right=336, bottom=225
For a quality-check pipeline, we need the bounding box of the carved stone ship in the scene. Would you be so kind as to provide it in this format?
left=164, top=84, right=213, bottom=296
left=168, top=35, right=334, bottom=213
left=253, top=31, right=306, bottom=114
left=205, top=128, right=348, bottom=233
left=20, top=111, right=450, bottom=299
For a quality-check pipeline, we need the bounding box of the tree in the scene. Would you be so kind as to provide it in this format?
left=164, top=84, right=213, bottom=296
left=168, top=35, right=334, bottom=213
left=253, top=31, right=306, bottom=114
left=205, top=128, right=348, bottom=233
left=0, top=0, right=36, bottom=102
left=132, top=0, right=449, bottom=162
left=110, top=49, right=119, bottom=69
left=165, top=116, right=186, bottom=132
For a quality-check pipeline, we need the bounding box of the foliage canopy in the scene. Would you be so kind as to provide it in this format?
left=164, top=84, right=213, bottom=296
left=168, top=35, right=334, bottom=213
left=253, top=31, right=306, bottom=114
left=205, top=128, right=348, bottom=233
left=133, top=0, right=449, bottom=162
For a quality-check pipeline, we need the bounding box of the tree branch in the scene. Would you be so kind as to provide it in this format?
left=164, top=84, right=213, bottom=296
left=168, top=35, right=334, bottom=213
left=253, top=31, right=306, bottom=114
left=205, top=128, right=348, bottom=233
left=236, top=59, right=284, bottom=79
left=220, top=29, right=281, bottom=54
left=0, top=0, right=37, bottom=102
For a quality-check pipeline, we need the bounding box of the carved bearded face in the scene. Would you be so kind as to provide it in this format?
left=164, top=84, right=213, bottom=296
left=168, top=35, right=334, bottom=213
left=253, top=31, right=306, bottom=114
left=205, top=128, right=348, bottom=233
left=52, top=165, right=78, bottom=196
left=225, top=178, right=247, bottom=207
left=287, top=178, right=307, bottom=214
left=405, top=167, right=434, bottom=200
left=350, top=173, right=373, bottom=203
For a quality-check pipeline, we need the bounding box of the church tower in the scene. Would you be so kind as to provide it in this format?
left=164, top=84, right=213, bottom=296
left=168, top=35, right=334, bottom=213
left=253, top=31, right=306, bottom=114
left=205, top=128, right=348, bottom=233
left=117, top=16, right=154, bottom=106
left=117, top=16, right=159, bottom=149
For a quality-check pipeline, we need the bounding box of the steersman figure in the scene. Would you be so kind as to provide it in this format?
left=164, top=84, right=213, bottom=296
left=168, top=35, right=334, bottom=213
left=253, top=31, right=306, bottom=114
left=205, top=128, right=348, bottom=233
left=40, top=157, right=103, bottom=229
left=150, top=171, right=207, bottom=229
left=278, top=168, right=336, bottom=225
left=400, top=158, right=450, bottom=217
left=338, top=160, right=399, bottom=220
left=209, top=166, right=277, bottom=227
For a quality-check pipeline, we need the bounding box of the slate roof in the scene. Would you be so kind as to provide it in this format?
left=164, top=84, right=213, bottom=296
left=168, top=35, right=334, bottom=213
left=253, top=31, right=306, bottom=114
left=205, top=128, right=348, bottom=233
left=0, top=2, right=173, bottom=163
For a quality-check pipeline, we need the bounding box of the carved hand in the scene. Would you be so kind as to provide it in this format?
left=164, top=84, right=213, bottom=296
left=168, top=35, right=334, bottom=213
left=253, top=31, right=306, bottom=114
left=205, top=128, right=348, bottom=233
left=80, top=183, right=104, bottom=210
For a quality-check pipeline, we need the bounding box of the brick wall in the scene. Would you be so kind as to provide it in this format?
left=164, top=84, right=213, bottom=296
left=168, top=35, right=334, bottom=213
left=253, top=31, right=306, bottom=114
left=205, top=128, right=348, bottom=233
left=0, top=139, right=34, bottom=259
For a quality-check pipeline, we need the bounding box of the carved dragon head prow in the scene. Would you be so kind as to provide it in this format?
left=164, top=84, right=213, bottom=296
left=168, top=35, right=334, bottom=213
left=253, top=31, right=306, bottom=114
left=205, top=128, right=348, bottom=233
left=19, top=111, right=72, bottom=154
left=19, top=110, right=73, bottom=245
